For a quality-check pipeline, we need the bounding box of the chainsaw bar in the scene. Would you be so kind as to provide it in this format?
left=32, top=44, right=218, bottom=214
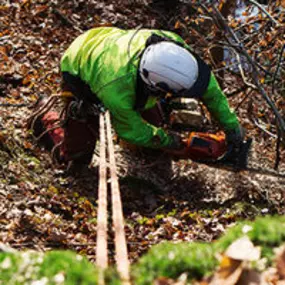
left=194, top=138, right=285, bottom=178
left=225, top=138, right=253, bottom=170
left=191, top=138, right=252, bottom=170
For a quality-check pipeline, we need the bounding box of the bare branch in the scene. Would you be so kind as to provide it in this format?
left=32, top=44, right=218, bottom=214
left=210, top=4, right=285, bottom=140
left=248, top=0, right=280, bottom=27
left=272, top=44, right=285, bottom=94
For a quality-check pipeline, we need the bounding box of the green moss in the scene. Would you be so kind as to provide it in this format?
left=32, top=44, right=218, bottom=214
left=230, top=201, right=260, bottom=216
left=104, top=268, right=122, bottom=285
left=167, top=208, right=177, bottom=217
left=1, top=217, right=285, bottom=284
left=0, top=253, right=21, bottom=282
left=38, top=251, right=99, bottom=285
left=155, top=214, right=165, bottom=221
left=134, top=216, right=285, bottom=284
left=132, top=242, right=217, bottom=285
left=249, top=216, right=285, bottom=246
left=137, top=216, right=150, bottom=225
left=215, top=215, right=285, bottom=263
left=0, top=251, right=46, bottom=284
left=0, top=251, right=100, bottom=285
left=216, top=216, right=285, bottom=250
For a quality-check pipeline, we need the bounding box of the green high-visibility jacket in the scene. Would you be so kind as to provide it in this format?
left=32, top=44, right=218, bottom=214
left=61, top=27, right=239, bottom=148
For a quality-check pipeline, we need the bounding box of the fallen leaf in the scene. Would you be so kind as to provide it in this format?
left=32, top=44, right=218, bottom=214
left=225, top=236, right=261, bottom=261
left=174, top=21, right=181, bottom=30
left=210, top=256, right=243, bottom=285
left=237, top=269, right=261, bottom=285
left=276, top=246, right=285, bottom=280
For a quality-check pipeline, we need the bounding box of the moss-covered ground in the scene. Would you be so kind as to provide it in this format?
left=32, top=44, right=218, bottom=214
left=1, top=216, right=285, bottom=284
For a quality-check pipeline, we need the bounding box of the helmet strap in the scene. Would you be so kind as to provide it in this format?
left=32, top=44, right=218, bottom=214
left=135, top=72, right=167, bottom=111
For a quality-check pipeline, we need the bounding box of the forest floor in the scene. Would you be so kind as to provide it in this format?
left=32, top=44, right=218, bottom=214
left=0, top=0, right=284, bottom=264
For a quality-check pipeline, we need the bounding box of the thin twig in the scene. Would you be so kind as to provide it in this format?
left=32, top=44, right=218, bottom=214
left=274, top=123, right=282, bottom=171
left=52, top=8, right=83, bottom=33
left=0, top=103, right=29, bottom=107
left=272, top=44, right=285, bottom=94
left=234, top=48, right=258, bottom=90
left=248, top=0, right=280, bottom=27
left=35, top=123, right=62, bottom=142
left=213, top=62, right=241, bottom=73
left=235, top=89, right=253, bottom=111
left=211, top=4, right=285, bottom=140
left=253, top=118, right=278, bottom=139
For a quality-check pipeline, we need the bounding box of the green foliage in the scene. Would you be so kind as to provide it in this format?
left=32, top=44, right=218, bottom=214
left=249, top=216, right=285, bottom=246
left=1, top=216, right=285, bottom=284
left=155, top=214, right=165, bottom=221
left=0, top=250, right=100, bottom=285
left=137, top=216, right=150, bottom=225
left=132, top=242, right=217, bottom=285
left=167, top=208, right=177, bottom=217
left=39, top=251, right=99, bottom=285
left=133, top=216, right=285, bottom=284
left=215, top=215, right=285, bottom=262
left=104, top=268, right=122, bottom=285
left=0, top=253, right=21, bottom=283
left=230, top=201, right=260, bottom=216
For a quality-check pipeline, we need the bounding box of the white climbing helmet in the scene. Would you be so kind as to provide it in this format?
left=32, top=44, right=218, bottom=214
left=139, top=41, right=199, bottom=93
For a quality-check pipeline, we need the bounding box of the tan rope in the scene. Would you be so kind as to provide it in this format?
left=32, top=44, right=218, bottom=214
left=34, top=122, right=62, bottom=142
left=105, top=111, right=131, bottom=284
left=96, top=113, right=108, bottom=285
left=28, top=95, right=58, bottom=121
left=50, top=141, right=63, bottom=163
left=28, top=95, right=61, bottom=131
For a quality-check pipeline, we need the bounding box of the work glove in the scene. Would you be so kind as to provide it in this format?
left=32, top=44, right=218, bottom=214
left=225, top=125, right=245, bottom=159
left=162, top=134, right=189, bottom=158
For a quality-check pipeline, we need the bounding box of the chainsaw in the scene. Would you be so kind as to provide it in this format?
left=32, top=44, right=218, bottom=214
left=185, top=132, right=253, bottom=171
left=159, top=100, right=283, bottom=176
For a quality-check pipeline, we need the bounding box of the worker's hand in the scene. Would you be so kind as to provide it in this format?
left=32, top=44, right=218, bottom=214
left=162, top=134, right=189, bottom=158
left=225, top=125, right=245, bottom=155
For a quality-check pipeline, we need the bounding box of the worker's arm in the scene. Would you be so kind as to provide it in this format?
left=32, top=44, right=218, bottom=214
left=161, top=31, right=240, bottom=131
left=98, top=81, right=177, bottom=149
left=112, top=106, right=176, bottom=148
left=201, top=73, right=244, bottom=154
left=155, top=32, right=240, bottom=132
left=201, top=73, right=240, bottom=132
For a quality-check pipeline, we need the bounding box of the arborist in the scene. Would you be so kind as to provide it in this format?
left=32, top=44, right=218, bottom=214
left=28, top=27, right=244, bottom=171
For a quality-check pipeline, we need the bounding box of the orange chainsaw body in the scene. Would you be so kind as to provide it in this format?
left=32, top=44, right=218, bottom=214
left=186, top=132, right=227, bottom=161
